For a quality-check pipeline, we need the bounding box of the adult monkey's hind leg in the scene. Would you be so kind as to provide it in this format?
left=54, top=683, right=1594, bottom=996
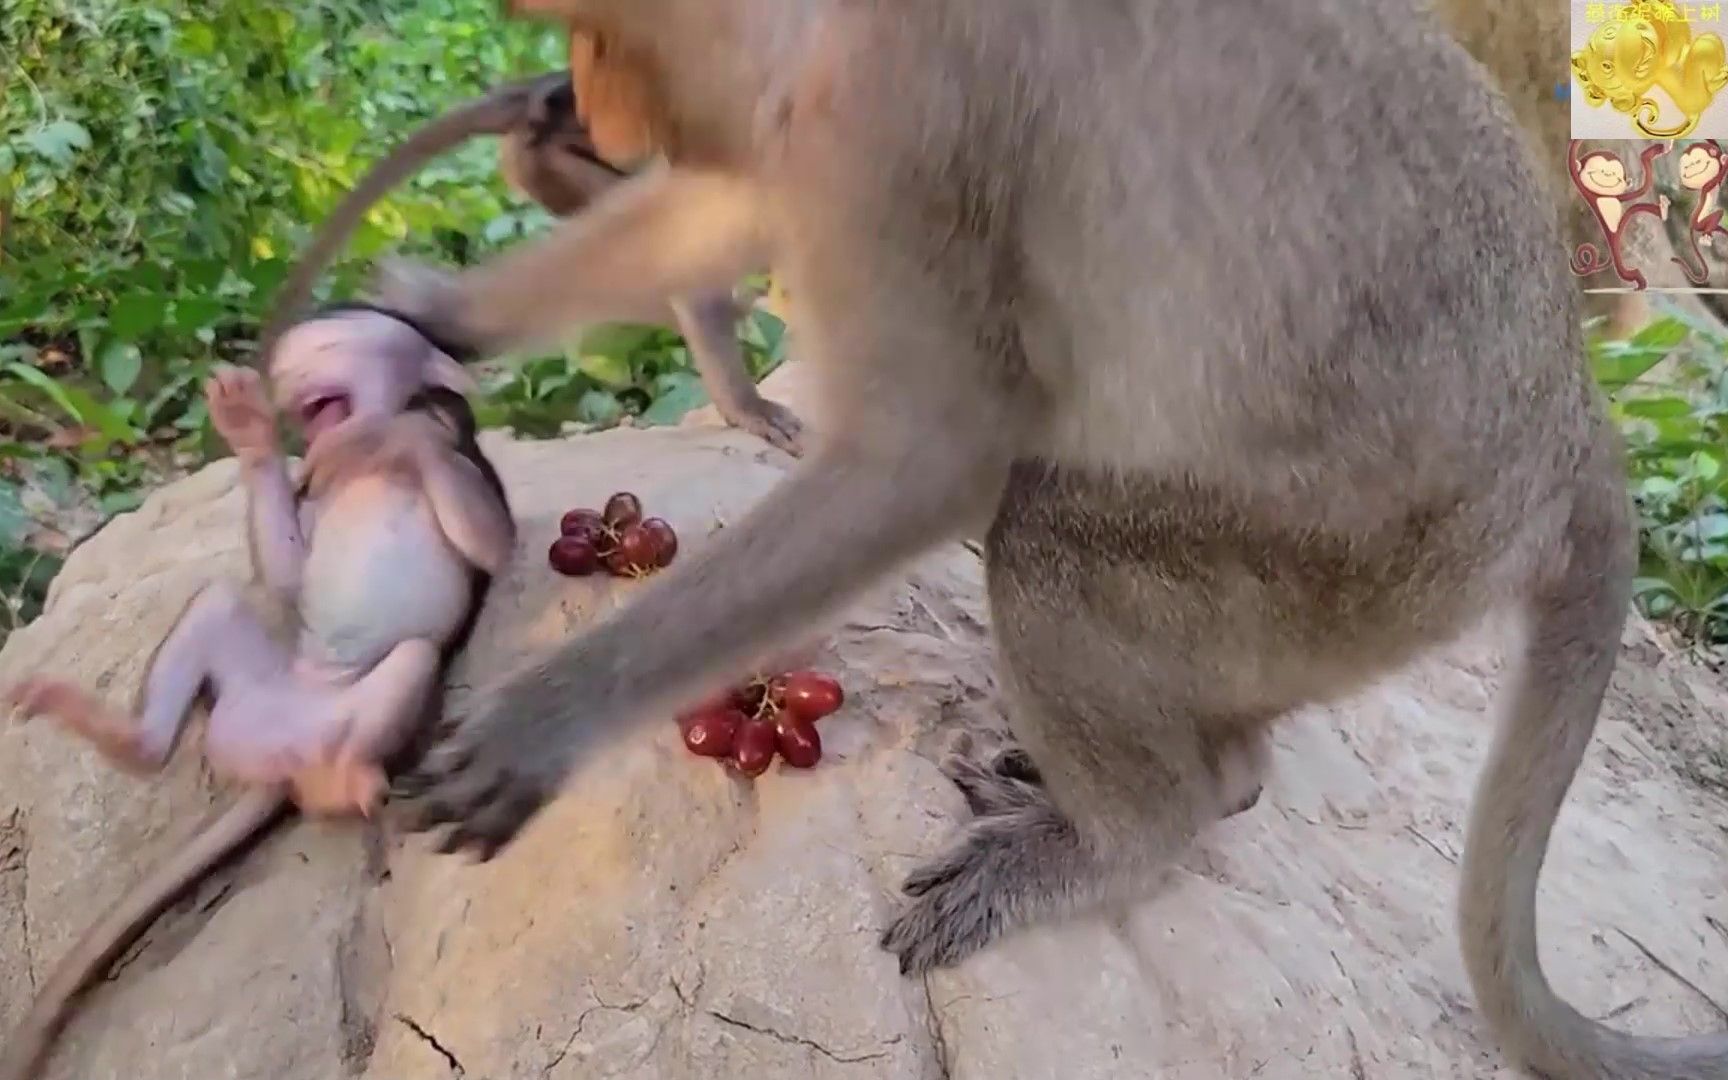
left=882, top=466, right=1264, bottom=975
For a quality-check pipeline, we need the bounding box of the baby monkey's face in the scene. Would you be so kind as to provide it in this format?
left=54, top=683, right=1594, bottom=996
left=268, top=311, right=474, bottom=448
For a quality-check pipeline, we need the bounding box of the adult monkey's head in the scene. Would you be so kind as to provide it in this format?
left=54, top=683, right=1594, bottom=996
left=566, top=25, right=669, bottom=167
left=501, top=0, right=778, bottom=168
left=500, top=0, right=674, bottom=167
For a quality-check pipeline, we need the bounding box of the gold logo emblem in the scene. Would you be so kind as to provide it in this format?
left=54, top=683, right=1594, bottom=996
left=1572, top=2, right=1728, bottom=138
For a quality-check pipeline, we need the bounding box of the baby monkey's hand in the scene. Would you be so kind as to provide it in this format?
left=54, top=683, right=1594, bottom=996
left=304, top=410, right=454, bottom=498
left=206, top=365, right=279, bottom=465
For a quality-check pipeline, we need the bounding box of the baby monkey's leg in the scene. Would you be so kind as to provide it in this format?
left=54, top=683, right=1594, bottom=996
left=287, top=640, right=442, bottom=817
left=8, top=581, right=287, bottom=774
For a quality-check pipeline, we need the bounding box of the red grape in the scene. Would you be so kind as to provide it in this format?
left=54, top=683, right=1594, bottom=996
left=782, top=671, right=844, bottom=722
left=731, top=718, right=777, bottom=777
left=613, top=523, right=660, bottom=573
left=775, top=716, right=822, bottom=768
left=682, top=707, right=744, bottom=758
left=640, top=517, right=678, bottom=567
left=604, top=491, right=643, bottom=529
left=560, top=508, right=605, bottom=538
left=548, top=536, right=600, bottom=576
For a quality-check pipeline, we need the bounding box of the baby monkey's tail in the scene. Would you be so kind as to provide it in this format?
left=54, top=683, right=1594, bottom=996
left=0, top=790, right=288, bottom=1080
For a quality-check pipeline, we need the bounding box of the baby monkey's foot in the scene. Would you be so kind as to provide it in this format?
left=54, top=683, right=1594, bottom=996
left=290, top=757, right=388, bottom=818
left=6, top=678, right=159, bottom=774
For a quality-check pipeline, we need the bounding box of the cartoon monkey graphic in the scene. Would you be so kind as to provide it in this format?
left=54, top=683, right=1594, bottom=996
left=1568, top=141, right=1671, bottom=290
left=1670, top=139, right=1728, bottom=285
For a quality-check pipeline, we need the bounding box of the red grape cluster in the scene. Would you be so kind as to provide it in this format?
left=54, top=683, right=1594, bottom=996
left=677, top=670, right=845, bottom=777
left=549, top=491, right=678, bottom=577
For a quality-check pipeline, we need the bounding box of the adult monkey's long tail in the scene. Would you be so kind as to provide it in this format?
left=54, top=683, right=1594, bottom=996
left=1458, top=462, right=1728, bottom=1079
left=259, top=71, right=598, bottom=359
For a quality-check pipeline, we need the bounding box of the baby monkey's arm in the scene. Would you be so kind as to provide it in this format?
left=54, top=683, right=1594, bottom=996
left=207, top=367, right=310, bottom=599
left=400, top=412, right=517, bottom=576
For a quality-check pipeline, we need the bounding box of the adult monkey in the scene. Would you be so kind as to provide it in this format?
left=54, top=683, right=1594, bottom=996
left=375, top=2, right=1726, bottom=1077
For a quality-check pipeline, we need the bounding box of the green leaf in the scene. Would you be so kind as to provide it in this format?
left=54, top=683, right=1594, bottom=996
left=1619, top=396, right=1695, bottom=421
left=1688, top=451, right=1725, bottom=484
left=575, top=389, right=623, bottom=425
left=575, top=347, right=635, bottom=390
left=750, top=308, right=787, bottom=357
left=2, top=363, right=138, bottom=445
left=1593, top=319, right=1688, bottom=391
left=99, top=489, right=146, bottom=516
left=1684, top=512, right=1728, bottom=541
left=179, top=21, right=218, bottom=55
left=641, top=371, right=710, bottom=426
left=172, top=297, right=228, bottom=334
left=108, top=294, right=168, bottom=341
left=534, top=371, right=577, bottom=401
left=1638, top=476, right=1683, bottom=501
left=17, top=120, right=93, bottom=167
left=0, top=482, right=32, bottom=549
left=143, top=371, right=199, bottom=426
left=98, top=340, right=144, bottom=396
left=1627, top=315, right=1690, bottom=352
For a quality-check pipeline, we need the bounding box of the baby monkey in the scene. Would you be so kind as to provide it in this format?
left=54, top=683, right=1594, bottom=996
left=0, top=308, right=513, bottom=1080
left=9, top=311, right=513, bottom=811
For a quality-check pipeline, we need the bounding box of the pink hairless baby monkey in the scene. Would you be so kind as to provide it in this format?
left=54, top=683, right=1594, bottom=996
left=8, top=306, right=514, bottom=812
left=0, top=305, right=516, bottom=1080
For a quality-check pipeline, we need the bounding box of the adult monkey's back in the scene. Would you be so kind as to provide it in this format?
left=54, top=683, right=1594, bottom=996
left=371, top=1, right=1726, bottom=1076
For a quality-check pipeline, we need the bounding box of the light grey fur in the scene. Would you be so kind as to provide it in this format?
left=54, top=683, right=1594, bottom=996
left=375, top=1, right=1725, bottom=1076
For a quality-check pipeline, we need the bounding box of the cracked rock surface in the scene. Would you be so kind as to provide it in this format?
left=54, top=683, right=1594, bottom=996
left=1, top=366, right=1725, bottom=1079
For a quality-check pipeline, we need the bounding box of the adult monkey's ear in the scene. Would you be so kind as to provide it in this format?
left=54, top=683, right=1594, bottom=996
left=568, top=25, right=667, bottom=168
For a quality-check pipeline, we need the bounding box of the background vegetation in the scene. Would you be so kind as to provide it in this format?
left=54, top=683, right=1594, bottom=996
left=4, top=0, right=1728, bottom=658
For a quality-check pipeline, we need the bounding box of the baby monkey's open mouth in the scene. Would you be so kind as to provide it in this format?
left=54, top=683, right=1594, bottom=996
left=299, top=393, right=353, bottom=445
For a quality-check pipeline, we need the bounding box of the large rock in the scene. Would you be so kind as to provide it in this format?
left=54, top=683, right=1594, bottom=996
left=1, top=367, right=1725, bottom=1079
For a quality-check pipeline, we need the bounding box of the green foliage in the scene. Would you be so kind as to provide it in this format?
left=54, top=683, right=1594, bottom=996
left=0, top=0, right=789, bottom=644
left=474, top=301, right=791, bottom=437
left=1591, top=314, right=1728, bottom=645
